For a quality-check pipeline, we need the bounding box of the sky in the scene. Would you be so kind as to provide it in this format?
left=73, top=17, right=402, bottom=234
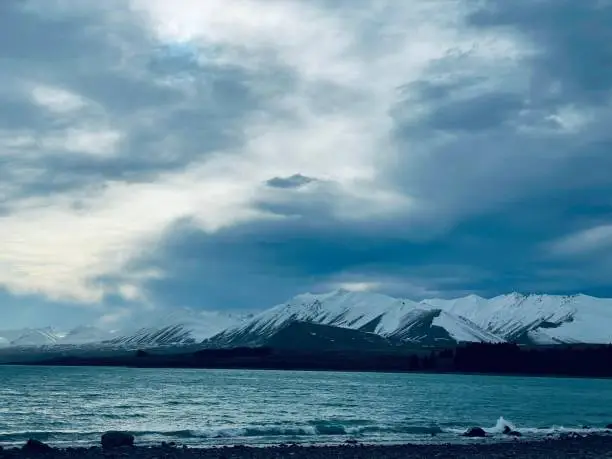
left=1, top=0, right=612, bottom=330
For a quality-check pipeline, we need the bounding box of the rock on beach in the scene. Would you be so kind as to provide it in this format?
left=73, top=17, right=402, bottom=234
left=101, top=431, right=135, bottom=449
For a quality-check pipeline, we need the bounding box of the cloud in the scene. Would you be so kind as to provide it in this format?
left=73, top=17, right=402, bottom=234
left=0, top=165, right=274, bottom=302
left=96, top=308, right=133, bottom=329
left=469, top=0, right=612, bottom=101
left=266, top=174, right=316, bottom=189
left=40, top=127, right=124, bottom=157
left=334, top=282, right=381, bottom=293
left=425, top=92, right=525, bottom=132
left=549, top=225, right=612, bottom=257
left=1, top=0, right=612, bottom=327
left=30, top=85, right=87, bottom=113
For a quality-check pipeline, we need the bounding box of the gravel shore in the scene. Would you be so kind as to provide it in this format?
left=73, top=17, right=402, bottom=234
left=3, top=435, right=612, bottom=459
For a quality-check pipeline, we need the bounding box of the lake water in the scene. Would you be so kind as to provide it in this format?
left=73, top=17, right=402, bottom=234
left=0, top=366, right=611, bottom=447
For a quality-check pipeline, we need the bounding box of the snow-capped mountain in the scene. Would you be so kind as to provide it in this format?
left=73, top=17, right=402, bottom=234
left=0, top=309, right=250, bottom=349
left=209, top=290, right=612, bottom=347
left=0, top=326, right=116, bottom=347
left=208, top=290, right=503, bottom=347
left=422, top=293, right=612, bottom=344
left=107, top=308, right=251, bottom=347
left=0, top=328, right=59, bottom=347
left=12, top=328, right=59, bottom=346
left=2, top=291, right=611, bottom=350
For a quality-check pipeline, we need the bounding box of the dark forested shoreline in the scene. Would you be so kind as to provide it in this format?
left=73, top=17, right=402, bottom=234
left=3, top=343, right=612, bottom=378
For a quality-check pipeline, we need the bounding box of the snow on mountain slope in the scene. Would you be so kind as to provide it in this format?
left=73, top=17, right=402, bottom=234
left=431, top=310, right=505, bottom=343
left=0, top=310, right=250, bottom=349
left=522, top=295, right=612, bottom=344
left=0, top=326, right=109, bottom=347
left=423, top=293, right=573, bottom=338
left=384, top=309, right=455, bottom=344
left=210, top=290, right=410, bottom=346
left=525, top=329, right=564, bottom=345
left=7, top=328, right=59, bottom=346
left=0, top=329, right=26, bottom=343
left=267, top=290, right=410, bottom=334
left=59, top=326, right=116, bottom=345
left=109, top=308, right=250, bottom=347
left=422, top=293, right=612, bottom=344
left=209, top=290, right=502, bottom=346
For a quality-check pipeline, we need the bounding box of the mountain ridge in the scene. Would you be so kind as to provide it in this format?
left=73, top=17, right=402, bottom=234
left=2, top=291, right=611, bottom=349
left=208, top=290, right=612, bottom=347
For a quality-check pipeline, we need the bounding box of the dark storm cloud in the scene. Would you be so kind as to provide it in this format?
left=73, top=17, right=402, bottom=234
left=425, top=92, right=525, bottom=132
left=385, top=0, right=612, bottom=231
left=469, top=0, right=612, bottom=102
left=266, top=174, right=317, bottom=189
left=140, top=178, right=612, bottom=311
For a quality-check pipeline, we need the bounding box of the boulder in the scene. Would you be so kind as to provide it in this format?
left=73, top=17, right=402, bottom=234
left=463, top=427, right=487, bottom=438
left=502, top=425, right=522, bottom=437
left=22, top=439, right=53, bottom=453
left=101, top=431, right=134, bottom=449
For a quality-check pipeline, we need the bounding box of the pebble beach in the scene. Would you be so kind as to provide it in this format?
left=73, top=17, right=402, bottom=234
left=3, top=434, right=612, bottom=459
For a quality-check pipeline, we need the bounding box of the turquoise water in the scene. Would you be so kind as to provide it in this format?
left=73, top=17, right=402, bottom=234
left=0, top=366, right=611, bottom=447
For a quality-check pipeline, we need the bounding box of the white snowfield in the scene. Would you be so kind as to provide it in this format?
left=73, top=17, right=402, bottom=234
left=2, top=291, right=611, bottom=349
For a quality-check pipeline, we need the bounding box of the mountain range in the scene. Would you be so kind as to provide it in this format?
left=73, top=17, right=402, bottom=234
left=2, top=291, right=612, bottom=350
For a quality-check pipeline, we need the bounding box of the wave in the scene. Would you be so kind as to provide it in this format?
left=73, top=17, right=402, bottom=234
left=0, top=431, right=99, bottom=443
left=446, top=416, right=612, bottom=439
left=0, top=423, right=443, bottom=444
left=1, top=417, right=610, bottom=447
left=136, top=421, right=445, bottom=440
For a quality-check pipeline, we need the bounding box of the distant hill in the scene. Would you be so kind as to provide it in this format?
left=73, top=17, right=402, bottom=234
left=106, top=309, right=252, bottom=347
left=214, top=320, right=404, bottom=352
